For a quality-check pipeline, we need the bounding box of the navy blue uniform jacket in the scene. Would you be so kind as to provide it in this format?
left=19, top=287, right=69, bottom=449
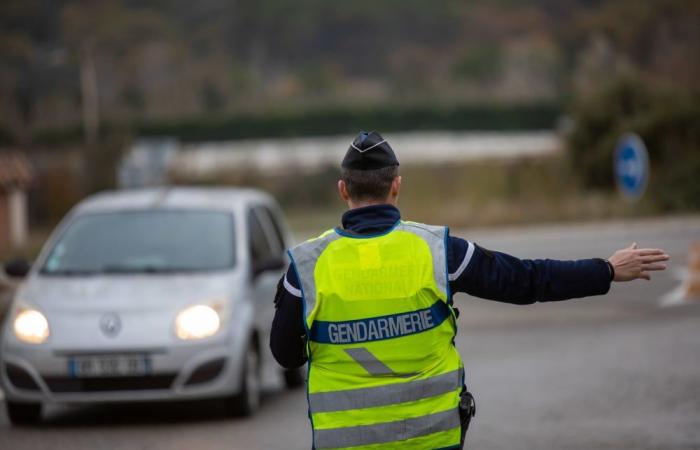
left=270, top=204, right=612, bottom=368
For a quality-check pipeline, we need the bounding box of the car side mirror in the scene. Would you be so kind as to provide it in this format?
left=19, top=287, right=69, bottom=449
left=4, top=258, right=31, bottom=278
left=252, top=256, right=285, bottom=280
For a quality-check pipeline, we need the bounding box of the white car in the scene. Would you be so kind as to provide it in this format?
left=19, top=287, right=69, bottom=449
left=1, top=187, right=301, bottom=424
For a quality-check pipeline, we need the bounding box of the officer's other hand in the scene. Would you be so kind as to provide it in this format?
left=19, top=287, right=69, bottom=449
left=608, top=242, right=669, bottom=281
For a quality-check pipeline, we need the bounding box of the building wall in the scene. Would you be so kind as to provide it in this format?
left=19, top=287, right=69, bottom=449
left=8, top=189, right=27, bottom=248
left=0, top=189, right=29, bottom=251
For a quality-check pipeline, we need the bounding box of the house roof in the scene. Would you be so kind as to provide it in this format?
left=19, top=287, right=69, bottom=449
left=0, top=152, right=33, bottom=188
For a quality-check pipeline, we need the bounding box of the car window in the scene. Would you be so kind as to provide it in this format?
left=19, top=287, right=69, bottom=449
left=42, top=210, right=235, bottom=274
left=255, top=206, right=285, bottom=255
left=248, top=207, right=274, bottom=266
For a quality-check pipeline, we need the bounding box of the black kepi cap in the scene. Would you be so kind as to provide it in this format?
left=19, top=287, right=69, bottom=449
left=341, top=131, right=399, bottom=170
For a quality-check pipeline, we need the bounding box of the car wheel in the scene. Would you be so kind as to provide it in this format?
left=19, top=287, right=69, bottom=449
left=6, top=401, right=42, bottom=425
left=225, top=342, right=260, bottom=417
left=282, top=367, right=304, bottom=389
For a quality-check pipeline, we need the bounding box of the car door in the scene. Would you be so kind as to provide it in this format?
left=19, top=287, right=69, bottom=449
left=255, top=204, right=289, bottom=259
left=247, top=205, right=285, bottom=369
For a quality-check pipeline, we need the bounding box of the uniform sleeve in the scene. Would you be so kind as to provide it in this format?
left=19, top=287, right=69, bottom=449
left=447, top=236, right=612, bottom=304
left=269, top=267, right=308, bottom=368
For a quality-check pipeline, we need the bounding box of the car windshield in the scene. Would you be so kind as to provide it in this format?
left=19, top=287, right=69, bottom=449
left=41, top=210, right=235, bottom=275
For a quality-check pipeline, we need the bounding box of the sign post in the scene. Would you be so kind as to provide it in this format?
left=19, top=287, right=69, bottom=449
left=614, top=133, right=649, bottom=201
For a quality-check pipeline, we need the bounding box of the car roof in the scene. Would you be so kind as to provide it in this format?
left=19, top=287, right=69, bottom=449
left=73, top=186, right=273, bottom=214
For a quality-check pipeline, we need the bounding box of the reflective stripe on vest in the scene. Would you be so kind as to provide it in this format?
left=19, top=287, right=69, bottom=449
left=314, top=407, right=461, bottom=449
left=288, top=221, right=464, bottom=450
left=309, top=368, right=463, bottom=413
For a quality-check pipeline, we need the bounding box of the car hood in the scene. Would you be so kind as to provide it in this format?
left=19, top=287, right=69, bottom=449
left=11, top=271, right=243, bottom=350
left=22, top=272, right=238, bottom=312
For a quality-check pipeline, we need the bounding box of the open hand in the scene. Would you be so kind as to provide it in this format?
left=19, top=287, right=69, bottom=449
left=608, top=243, right=669, bottom=281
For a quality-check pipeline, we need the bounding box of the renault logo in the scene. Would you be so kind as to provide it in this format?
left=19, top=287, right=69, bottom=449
left=99, top=312, right=122, bottom=337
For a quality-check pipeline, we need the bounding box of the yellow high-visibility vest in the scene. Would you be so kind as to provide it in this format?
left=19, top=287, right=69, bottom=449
left=288, top=220, right=464, bottom=450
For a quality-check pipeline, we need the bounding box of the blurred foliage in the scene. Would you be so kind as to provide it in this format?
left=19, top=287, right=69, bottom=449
left=567, top=76, right=700, bottom=210
left=0, top=0, right=697, bottom=143
left=452, top=45, right=504, bottom=82
left=0, top=124, right=15, bottom=146
left=1, top=0, right=698, bottom=233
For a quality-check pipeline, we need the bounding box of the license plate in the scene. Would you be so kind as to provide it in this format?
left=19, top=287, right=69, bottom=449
left=68, top=355, right=151, bottom=378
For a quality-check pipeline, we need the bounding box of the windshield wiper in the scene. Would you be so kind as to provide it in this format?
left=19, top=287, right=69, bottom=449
left=42, top=269, right=99, bottom=276
left=99, top=264, right=193, bottom=274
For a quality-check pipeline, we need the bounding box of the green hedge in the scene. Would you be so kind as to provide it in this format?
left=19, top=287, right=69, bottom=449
left=137, top=103, right=561, bottom=142
left=22, top=102, right=561, bottom=146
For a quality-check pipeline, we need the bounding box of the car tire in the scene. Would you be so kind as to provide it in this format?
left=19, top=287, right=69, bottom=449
left=225, top=342, right=260, bottom=417
left=282, top=367, right=304, bottom=389
left=6, top=401, right=42, bottom=425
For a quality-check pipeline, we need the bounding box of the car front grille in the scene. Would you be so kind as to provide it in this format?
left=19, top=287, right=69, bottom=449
left=44, top=374, right=177, bottom=393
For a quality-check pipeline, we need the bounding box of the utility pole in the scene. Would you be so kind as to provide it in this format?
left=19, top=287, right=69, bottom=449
left=78, top=41, right=101, bottom=193
left=80, top=42, right=99, bottom=148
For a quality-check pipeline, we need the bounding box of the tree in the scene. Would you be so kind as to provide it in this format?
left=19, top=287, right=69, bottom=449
left=61, top=0, right=173, bottom=147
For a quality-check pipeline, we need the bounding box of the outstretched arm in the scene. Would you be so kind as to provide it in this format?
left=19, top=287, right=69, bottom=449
left=448, top=237, right=668, bottom=304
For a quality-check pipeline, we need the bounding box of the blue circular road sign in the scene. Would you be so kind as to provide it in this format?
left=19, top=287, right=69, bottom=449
left=614, top=133, right=649, bottom=200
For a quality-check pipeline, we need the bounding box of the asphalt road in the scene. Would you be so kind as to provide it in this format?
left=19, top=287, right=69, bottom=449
left=1, top=216, right=699, bottom=450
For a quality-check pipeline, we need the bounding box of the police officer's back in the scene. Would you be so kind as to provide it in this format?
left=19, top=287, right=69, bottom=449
left=270, top=131, right=669, bottom=450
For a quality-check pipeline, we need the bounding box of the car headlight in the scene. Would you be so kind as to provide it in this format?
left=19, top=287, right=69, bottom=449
left=175, top=305, right=221, bottom=340
left=14, top=309, right=50, bottom=344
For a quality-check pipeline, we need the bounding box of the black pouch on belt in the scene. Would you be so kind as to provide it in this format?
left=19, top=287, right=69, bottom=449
left=459, top=389, right=476, bottom=448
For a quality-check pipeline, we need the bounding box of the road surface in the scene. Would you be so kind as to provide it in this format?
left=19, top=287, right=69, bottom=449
left=1, top=216, right=699, bottom=450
